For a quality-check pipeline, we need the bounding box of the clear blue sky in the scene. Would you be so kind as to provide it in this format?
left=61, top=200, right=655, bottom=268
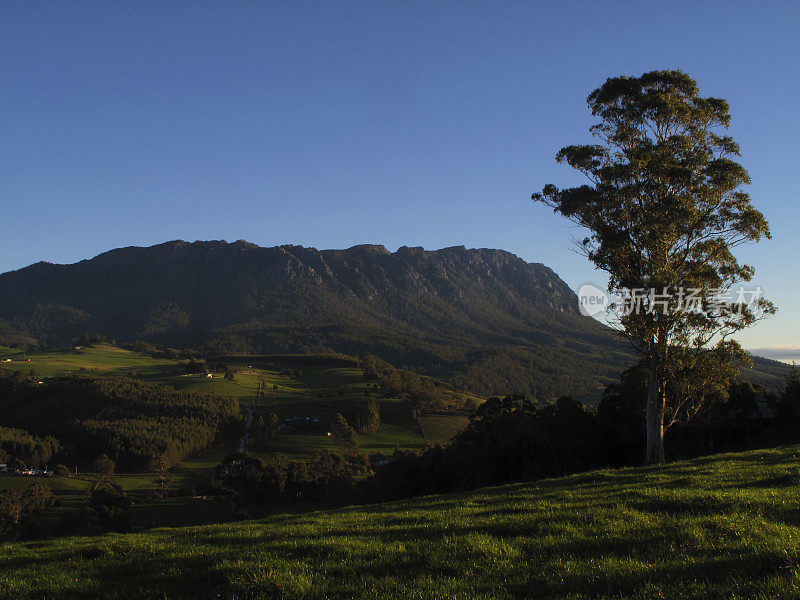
left=1, top=1, right=798, bottom=359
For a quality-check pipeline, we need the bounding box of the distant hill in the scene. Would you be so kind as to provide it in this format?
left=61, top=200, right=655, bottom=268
left=0, top=240, right=786, bottom=400
left=740, top=355, right=793, bottom=392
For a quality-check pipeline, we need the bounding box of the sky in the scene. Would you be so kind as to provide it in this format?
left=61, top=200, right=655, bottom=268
left=1, top=1, right=798, bottom=360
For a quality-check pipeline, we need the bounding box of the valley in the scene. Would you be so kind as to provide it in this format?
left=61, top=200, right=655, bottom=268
left=0, top=343, right=472, bottom=533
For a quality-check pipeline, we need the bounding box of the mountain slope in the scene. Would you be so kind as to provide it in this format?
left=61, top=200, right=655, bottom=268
left=0, top=240, right=633, bottom=400
left=3, top=445, right=800, bottom=599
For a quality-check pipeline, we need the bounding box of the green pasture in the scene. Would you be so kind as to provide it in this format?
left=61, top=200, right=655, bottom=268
left=0, top=343, right=178, bottom=379
left=418, top=414, right=470, bottom=445
left=4, top=445, right=800, bottom=598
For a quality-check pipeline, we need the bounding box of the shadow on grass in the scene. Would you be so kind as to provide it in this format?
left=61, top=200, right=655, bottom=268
left=512, top=549, right=794, bottom=599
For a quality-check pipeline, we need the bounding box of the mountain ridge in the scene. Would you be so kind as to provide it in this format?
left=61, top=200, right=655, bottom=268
left=0, top=239, right=584, bottom=333
left=2, top=239, right=783, bottom=400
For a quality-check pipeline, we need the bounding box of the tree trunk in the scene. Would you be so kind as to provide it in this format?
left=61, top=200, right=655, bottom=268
left=645, top=362, right=665, bottom=465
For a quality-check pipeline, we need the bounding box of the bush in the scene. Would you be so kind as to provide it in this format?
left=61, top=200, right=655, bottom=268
left=0, top=482, right=54, bottom=539
left=86, top=482, right=132, bottom=532
left=214, top=450, right=355, bottom=511
left=92, top=454, right=115, bottom=479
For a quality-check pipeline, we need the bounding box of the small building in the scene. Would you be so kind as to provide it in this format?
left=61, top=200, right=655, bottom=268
left=206, top=373, right=213, bottom=379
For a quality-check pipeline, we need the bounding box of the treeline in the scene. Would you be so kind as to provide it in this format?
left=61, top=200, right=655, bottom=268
left=0, top=426, right=61, bottom=468
left=0, top=370, right=239, bottom=471
left=365, top=395, right=601, bottom=499
left=601, top=363, right=800, bottom=465
left=3, top=303, right=91, bottom=347
left=125, top=340, right=197, bottom=361
left=215, top=450, right=367, bottom=512
left=213, top=353, right=361, bottom=367
left=364, top=364, right=800, bottom=501
left=214, top=364, right=800, bottom=513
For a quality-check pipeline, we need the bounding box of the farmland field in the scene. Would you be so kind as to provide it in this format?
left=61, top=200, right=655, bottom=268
left=0, top=344, right=456, bottom=530
left=0, top=343, right=461, bottom=454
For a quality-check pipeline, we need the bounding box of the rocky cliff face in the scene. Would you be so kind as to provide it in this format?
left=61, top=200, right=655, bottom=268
left=0, top=240, right=579, bottom=328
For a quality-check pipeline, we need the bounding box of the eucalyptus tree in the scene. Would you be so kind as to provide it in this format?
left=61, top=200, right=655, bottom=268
left=533, top=70, right=774, bottom=464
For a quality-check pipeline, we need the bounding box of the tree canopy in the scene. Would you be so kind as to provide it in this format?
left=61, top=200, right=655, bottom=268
left=533, top=70, right=774, bottom=463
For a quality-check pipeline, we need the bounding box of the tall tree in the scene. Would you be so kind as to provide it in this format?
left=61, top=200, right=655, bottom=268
left=92, top=454, right=115, bottom=480
left=533, top=70, right=774, bottom=464
left=356, top=399, right=380, bottom=434
left=331, top=413, right=359, bottom=455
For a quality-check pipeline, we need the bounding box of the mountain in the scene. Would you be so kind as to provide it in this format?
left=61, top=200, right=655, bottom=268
left=0, top=240, right=636, bottom=400
left=0, top=240, right=789, bottom=399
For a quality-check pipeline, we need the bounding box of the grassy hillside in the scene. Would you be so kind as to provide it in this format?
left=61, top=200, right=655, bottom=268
left=3, top=445, right=800, bottom=599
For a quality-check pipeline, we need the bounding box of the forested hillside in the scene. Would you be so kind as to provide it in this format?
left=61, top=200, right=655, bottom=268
left=0, top=371, right=239, bottom=470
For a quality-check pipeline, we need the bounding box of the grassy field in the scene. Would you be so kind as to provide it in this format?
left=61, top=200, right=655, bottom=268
left=418, top=414, right=470, bottom=445
left=2, top=445, right=800, bottom=598
left=0, top=343, right=177, bottom=377
left=0, top=343, right=452, bottom=455
left=0, top=343, right=285, bottom=399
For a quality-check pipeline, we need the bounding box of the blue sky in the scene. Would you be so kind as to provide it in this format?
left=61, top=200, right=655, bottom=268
left=1, top=1, right=798, bottom=359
